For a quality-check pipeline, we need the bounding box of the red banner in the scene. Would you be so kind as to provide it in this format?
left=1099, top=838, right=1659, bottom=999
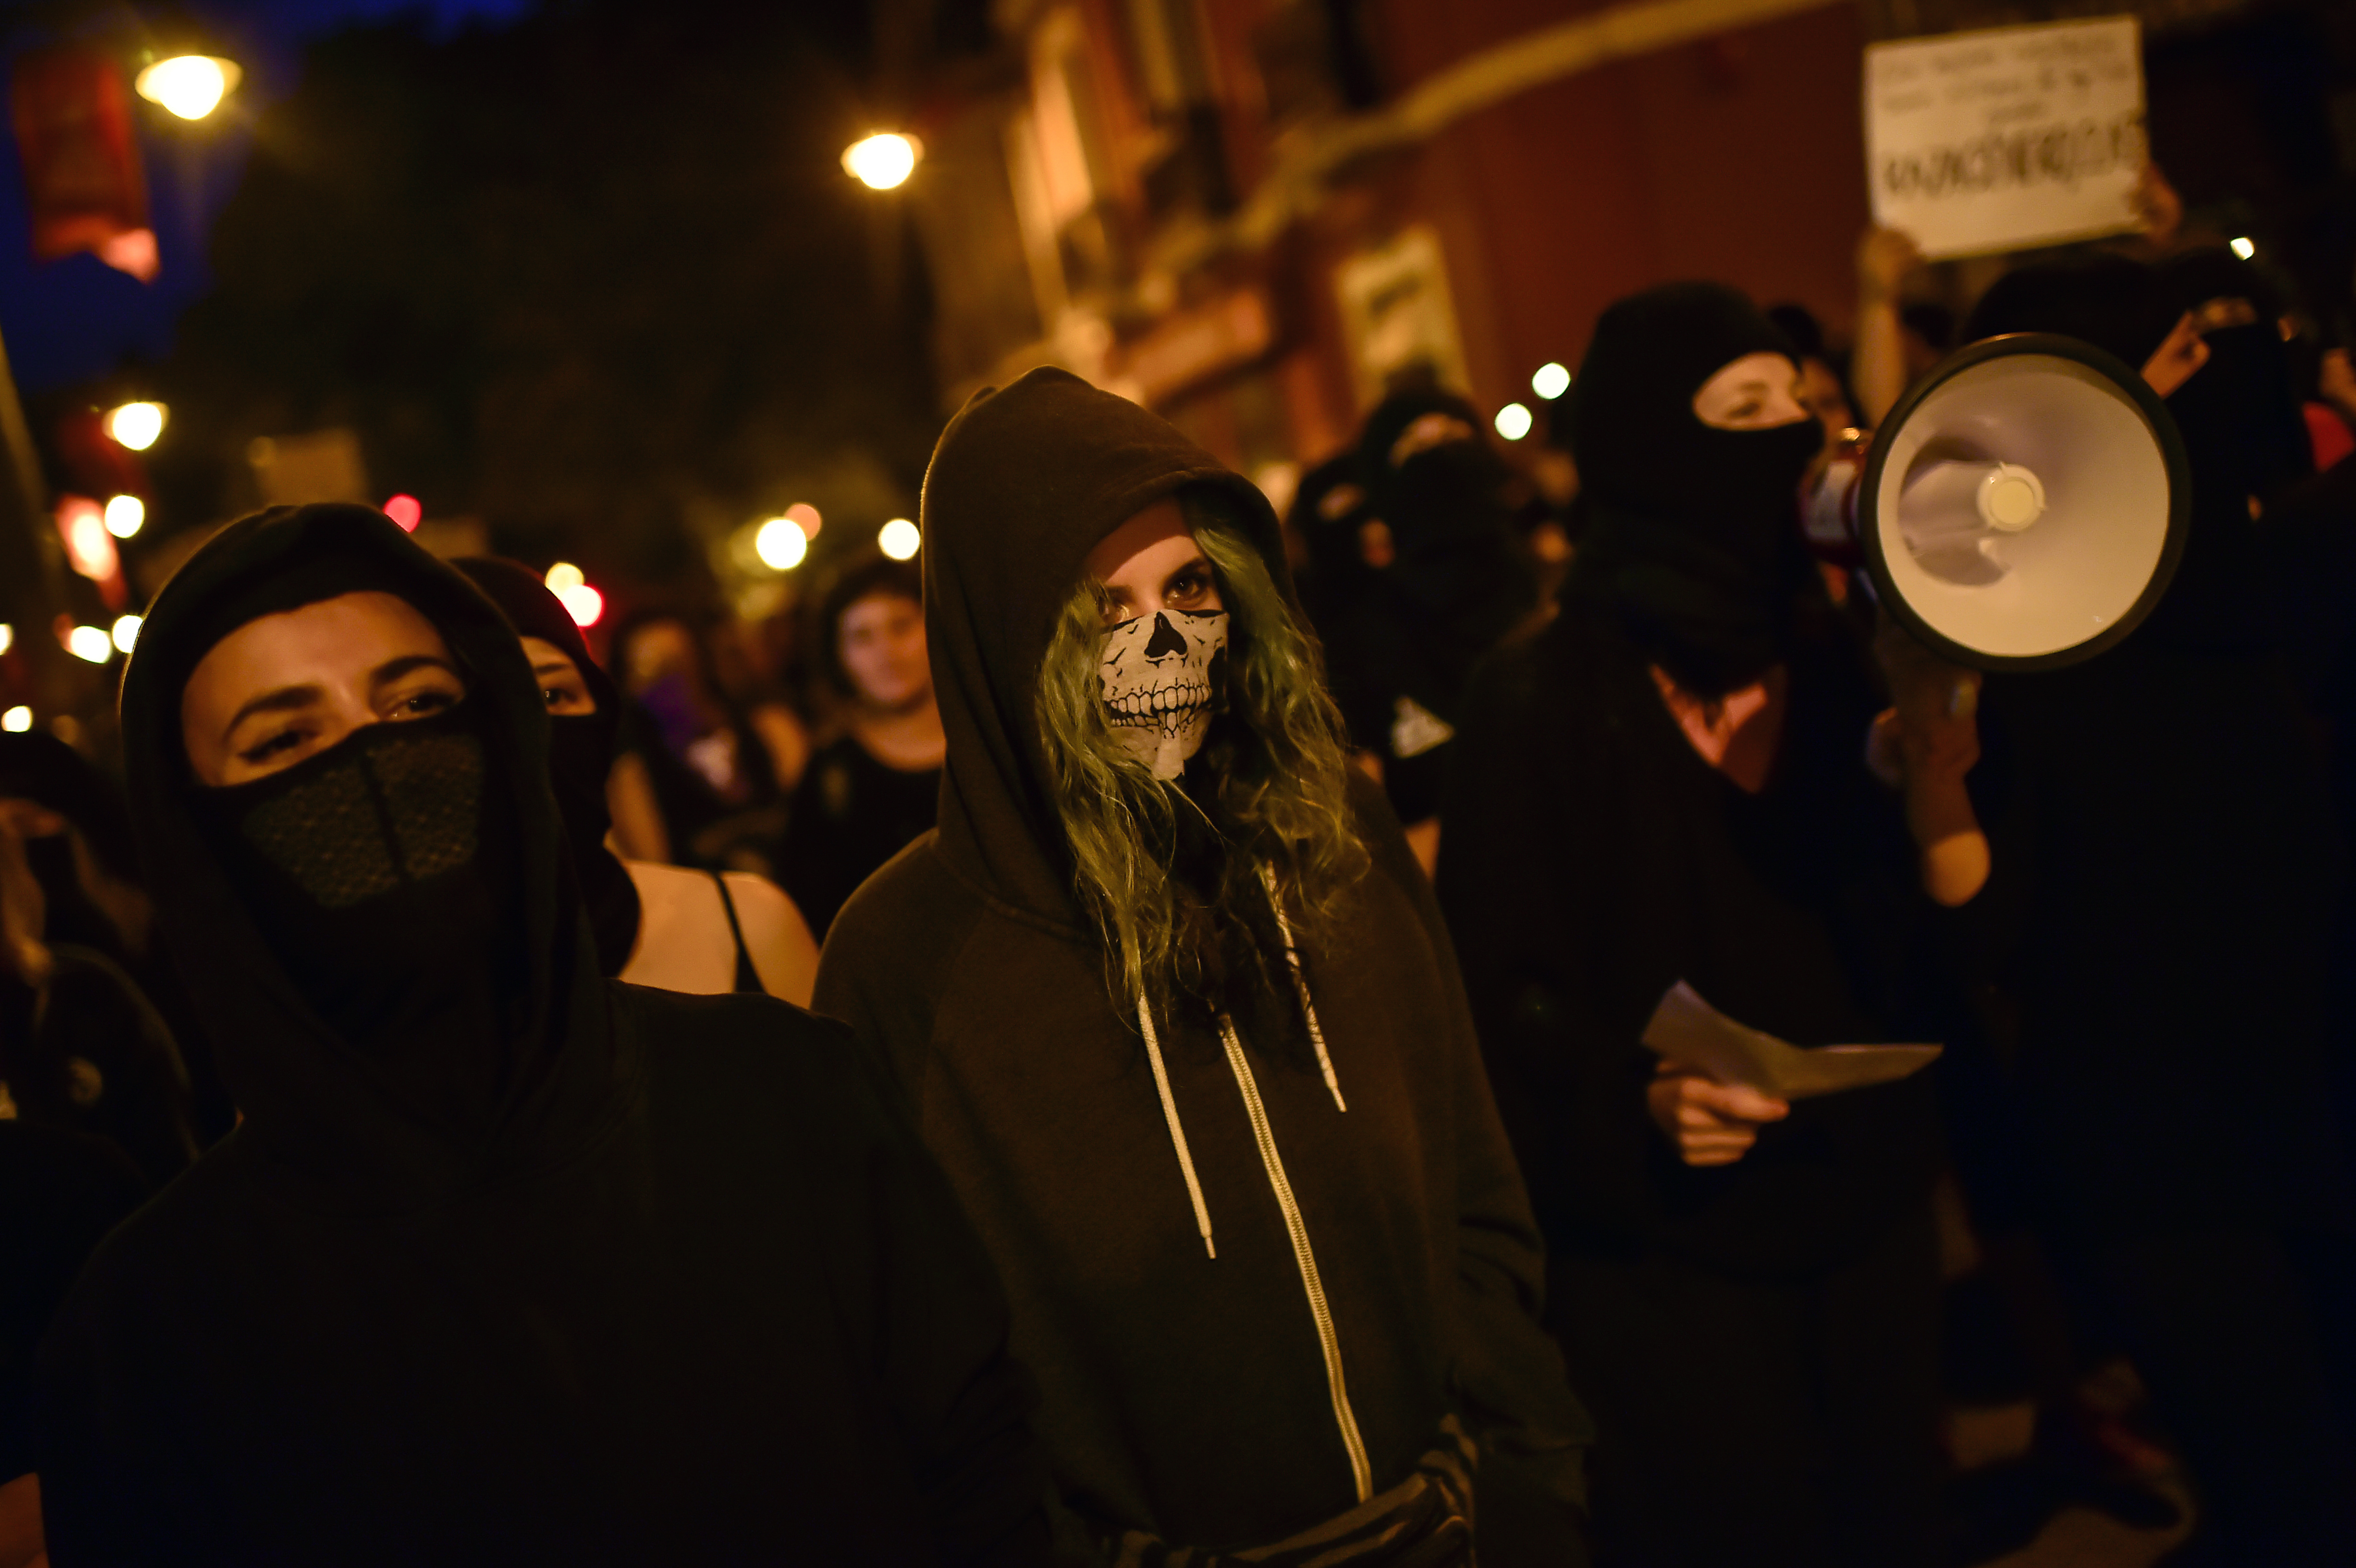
left=12, top=50, right=157, bottom=280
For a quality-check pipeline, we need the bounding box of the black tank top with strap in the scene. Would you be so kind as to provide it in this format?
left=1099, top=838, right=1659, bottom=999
left=708, top=871, right=766, bottom=994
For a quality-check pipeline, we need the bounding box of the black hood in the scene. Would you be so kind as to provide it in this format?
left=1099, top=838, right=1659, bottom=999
left=453, top=556, right=643, bottom=976
left=918, top=367, right=1290, bottom=928
left=1562, top=281, right=1823, bottom=697
left=120, top=504, right=626, bottom=1208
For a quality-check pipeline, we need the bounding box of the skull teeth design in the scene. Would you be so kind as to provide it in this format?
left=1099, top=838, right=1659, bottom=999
left=1099, top=608, right=1229, bottom=776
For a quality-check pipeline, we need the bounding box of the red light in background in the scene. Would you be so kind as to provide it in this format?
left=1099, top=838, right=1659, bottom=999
left=383, top=494, right=422, bottom=531
left=785, top=502, right=821, bottom=537
left=557, top=583, right=603, bottom=628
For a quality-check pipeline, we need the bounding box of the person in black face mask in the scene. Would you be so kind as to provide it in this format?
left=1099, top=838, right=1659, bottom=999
left=452, top=557, right=819, bottom=1000
left=29, top=504, right=1050, bottom=1567
left=1438, top=283, right=1969, bottom=1568
left=1341, top=388, right=1542, bottom=869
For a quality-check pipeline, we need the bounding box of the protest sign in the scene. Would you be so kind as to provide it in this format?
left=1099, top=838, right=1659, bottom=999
left=1865, top=17, right=2144, bottom=260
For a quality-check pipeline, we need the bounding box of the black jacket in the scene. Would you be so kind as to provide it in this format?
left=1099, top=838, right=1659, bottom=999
left=814, top=369, right=1588, bottom=1557
left=34, top=504, right=1049, bottom=1566
left=1438, top=612, right=1946, bottom=1283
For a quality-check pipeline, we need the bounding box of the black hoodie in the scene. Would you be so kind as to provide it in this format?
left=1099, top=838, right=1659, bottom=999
left=813, top=369, right=1588, bottom=1559
left=33, top=504, right=1048, bottom=1566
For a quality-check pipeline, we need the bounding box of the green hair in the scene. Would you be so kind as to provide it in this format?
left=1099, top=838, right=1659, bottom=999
left=1034, top=489, right=1368, bottom=1014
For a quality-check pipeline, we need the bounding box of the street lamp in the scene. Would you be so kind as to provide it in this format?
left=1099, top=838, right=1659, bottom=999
left=843, top=133, right=920, bottom=190
left=104, top=402, right=165, bottom=451
left=134, top=56, right=241, bottom=121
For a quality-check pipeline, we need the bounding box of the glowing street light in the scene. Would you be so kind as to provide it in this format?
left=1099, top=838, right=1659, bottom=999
left=104, top=495, right=145, bottom=538
left=755, top=518, right=808, bottom=571
left=65, top=625, right=114, bottom=663
left=544, top=562, right=585, bottom=593
left=0, top=624, right=12, bottom=655
left=542, top=563, right=602, bottom=626
left=878, top=518, right=921, bottom=560
left=1, top=706, right=29, bottom=733
left=112, top=614, right=143, bottom=654
left=134, top=56, right=241, bottom=121
left=104, top=402, right=165, bottom=451
left=843, top=133, right=920, bottom=190
left=1494, top=403, right=1534, bottom=441
left=2229, top=236, right=2256, bottom=260
left=1531, top=363, right=1571, bottom=400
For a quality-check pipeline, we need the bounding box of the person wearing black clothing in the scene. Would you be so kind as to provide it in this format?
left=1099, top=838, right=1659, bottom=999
left=1958, top=253, right=2356, bottom=1564
left=1439, top=283, right=1955, bottom=1568
left=1338, top=390, right=1541, bottom=844
left=814, top=368, right=1590, bottom=1563
left=780, top=550, right=943, bottom=937
left=455, top=556, right=819, bottom=1001
left=0, top=1122, right=146, bottom=1562
left=31, top=502, right=1048, bottom=1566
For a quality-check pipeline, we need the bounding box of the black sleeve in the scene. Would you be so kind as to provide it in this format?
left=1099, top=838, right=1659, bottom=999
left=1436, top=648, right=1666, bottom=1258
left=0, top=1125, right=146, bottom=1486
left=820, top=1027, right=1053, bottom=1566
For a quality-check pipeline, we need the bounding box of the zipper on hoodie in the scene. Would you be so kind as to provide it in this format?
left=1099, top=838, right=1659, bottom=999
left=1216, top=1014, right=1374, bottom=1505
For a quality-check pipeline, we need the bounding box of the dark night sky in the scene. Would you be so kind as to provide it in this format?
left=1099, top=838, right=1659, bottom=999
left=1, top=0, right=535, bottom=394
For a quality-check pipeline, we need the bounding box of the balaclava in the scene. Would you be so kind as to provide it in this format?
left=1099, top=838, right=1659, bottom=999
left=1564, top=282, right=1824, bottom=697
left=169, top=550, right=527, bottom=1140
left=454, top=557, right=643, bottom=974
left=1352, top=387, right=1540, bottom=701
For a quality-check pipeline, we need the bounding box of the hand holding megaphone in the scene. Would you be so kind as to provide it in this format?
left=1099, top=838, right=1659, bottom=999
left=1801, top=332, right=2191, bottom=672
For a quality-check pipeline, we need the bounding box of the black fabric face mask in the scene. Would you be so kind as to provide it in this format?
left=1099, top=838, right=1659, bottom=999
left=546, top=710, right=641, bottom=975
left=196, top=704, right=524, bottom=1115
left=1662, top=417, right=1828, bottom=576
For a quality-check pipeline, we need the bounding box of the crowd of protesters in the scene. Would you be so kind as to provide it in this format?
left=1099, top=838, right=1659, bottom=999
left=4, top=166, right=2356, bottom=1568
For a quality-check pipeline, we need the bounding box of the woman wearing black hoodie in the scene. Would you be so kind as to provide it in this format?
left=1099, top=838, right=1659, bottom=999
left=31, top=503, right=1049, bottom=1566
left=813, top=368, right=1589, bottom=1564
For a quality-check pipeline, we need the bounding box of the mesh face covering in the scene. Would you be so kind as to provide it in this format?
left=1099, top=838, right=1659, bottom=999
left=240, top=729, right=484, bottom=907
left=199, top=704, right=522, bottom=1125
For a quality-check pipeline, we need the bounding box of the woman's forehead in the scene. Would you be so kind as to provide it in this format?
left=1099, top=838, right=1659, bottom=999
left=185, top=592, right=448, bottom=709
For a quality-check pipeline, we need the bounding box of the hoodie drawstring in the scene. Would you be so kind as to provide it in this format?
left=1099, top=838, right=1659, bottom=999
left=1258, top=865, right=1346, bottom=1113
left=1137, top=995, right=1216, bottom=1259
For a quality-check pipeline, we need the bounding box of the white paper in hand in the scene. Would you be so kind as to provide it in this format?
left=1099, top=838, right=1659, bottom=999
left=1642, top=981, right=1941, bottom=1102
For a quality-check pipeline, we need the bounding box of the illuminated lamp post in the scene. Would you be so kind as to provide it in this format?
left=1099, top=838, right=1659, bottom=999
left=133, top=55, right=242, bottom=121
left=842, top=133, right=921, bottom=190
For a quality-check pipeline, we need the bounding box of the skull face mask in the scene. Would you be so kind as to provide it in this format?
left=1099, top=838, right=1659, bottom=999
left=1099, top=609, right=1229, bottom=779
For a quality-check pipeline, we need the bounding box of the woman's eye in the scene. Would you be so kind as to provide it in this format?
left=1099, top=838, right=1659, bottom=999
left=237, top=730, right=305, bottom=765
left=392, top=689, right=456, bottom=720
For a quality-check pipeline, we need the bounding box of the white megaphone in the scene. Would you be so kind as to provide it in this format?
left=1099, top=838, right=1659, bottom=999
left=1802, top=333, right=2191, bottom=670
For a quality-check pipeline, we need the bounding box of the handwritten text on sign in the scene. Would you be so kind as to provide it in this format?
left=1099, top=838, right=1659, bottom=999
left=1865, top=17, right=2144, bottom=260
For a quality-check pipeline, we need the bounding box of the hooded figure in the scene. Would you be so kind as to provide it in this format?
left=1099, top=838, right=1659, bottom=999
left=1438, top=284, right=1952, bottom=1568
left=1955, top=257, right=2356, bottom=1564
left=452, top=556, right=817, bottom=1001
left=1337, top=389, right=1540, bottom=829
left=32, top=504, right=1048, bottom=1566
left=813, top=369, right=1589, bottom=1563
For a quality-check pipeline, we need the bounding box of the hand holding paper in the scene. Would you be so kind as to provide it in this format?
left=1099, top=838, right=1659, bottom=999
left=1643, top=981, right=1942, bottom=1103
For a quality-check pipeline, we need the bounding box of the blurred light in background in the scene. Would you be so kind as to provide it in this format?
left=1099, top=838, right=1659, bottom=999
left=112, top=615, right=142, bottom=653
left=1, top=707, right=29, bottom=732
left=878, top=518, right=921, bottom=560
left=104, top=402, right=165, bottom=451
left=2229, top=236, right=2256, bottom=260
left=383, top=494, right=423, bottom=531
left=542, top=564, right=601, bottom=627
left=843, top=133, right=920, bottom=190
left=66, top=625, right=113, bottom=663
left=785, top=501, right=823, bottom=537
left=104, top=494, right=145, bottom=538
left=135, top=56, right=241, bottom=121
left=0, top=623, right=12, bottom=654
left=756, top=518, right=808, bottom=570
left=1531, top=363, right=1571, bottom=400
left=1494, top=403, right=1534, bottom=441
left=56, top=499, right=118, bottom=581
